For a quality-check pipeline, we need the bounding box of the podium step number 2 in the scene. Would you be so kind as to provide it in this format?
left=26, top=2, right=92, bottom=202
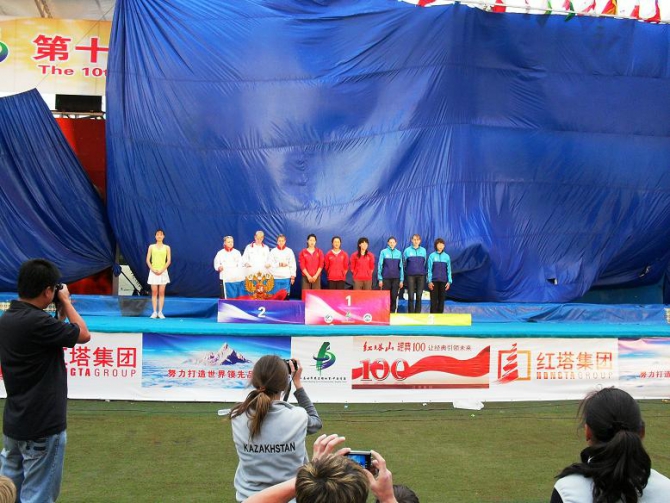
left=217, top=299, right=304, bottom=324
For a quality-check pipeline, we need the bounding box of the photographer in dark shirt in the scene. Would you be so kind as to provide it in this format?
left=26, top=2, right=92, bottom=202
left=0, top=259, right=90, bottom=502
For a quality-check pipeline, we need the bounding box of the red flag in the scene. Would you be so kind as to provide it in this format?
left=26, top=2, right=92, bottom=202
left=642, top=0, right=661, bottom=21
left=418, top=0, right=437, bottom=6
left=492, top=0, right=507, bottom=12
left=648, top=2, right=661, bottom=21
left=630, top=0, right=640, bottom=18
left=581, top=0, right=596, bottom=13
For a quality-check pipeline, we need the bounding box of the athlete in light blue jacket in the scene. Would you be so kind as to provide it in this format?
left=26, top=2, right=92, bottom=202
left=403, top=234, right=427, bottom=313
left=427, top=237, right=452, bottom=314
left=378, top=236, right=404, bottom=313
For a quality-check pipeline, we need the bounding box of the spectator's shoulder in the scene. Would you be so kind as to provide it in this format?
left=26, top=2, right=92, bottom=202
left=648, top=469, right=670, bottom=491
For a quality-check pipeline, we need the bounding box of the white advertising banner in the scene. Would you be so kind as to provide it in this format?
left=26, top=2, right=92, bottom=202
left=488, top=338, right=619, bottom=401
left=618, top=337, right=670, bottom=398
left=0, top=332, right=142, bottom=400
left=2, top=333, right=665, bottom=403
left=293, top=336, right=619, bottom=403
left=66, top=332, right=141, bottom=399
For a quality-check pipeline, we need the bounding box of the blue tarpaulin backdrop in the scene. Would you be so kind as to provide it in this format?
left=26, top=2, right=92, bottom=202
left=38, top=0, right=670, bottom=300
left=106, top=0, right=670, bottom=300
left=0, top=90, right=116, bottom=289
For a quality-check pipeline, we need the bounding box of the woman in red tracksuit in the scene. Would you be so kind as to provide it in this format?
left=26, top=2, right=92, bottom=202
left=350, top=237, right=375, bottom=290
left=324, top=236, right=349, bottom=289
left=299, top=234, right=325, bottom=290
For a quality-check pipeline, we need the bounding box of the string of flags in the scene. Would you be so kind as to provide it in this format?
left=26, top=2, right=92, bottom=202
left=404, top=0, right=667, bottom=23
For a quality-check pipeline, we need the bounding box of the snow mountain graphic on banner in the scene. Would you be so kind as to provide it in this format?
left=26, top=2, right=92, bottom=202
left=184, top=343, right=251, bottom=366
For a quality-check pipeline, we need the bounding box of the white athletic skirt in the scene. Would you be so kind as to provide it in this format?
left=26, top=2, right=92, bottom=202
left=148, top=270, right=170, bottom=285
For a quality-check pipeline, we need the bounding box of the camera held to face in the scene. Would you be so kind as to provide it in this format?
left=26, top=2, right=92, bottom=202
left=284, top=358, right=298, bottom=374
left=53, top=283, right=64, bottom=308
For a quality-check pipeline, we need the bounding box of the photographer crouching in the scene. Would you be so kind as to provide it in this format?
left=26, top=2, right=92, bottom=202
left=230, top=355, right=322, bottom=502
left=0, top=259, right=91, bottom=502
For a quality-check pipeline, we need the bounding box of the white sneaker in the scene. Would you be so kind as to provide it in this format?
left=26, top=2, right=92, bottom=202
left=150, top=312, right=158, bottom=319
left=158, top=312, right=165, bottom=319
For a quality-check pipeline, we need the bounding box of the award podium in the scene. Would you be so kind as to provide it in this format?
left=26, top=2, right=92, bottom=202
left=304, top=290, right=390, bottom=325
left=390, top=313, right=472, bottom=326
left=217, top=299, right=304, bottom=324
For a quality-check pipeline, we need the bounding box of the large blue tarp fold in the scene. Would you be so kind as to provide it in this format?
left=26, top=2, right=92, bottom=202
left=0, top=90, right=116, bottom=289
left=107, top=0, right=670, bottom=300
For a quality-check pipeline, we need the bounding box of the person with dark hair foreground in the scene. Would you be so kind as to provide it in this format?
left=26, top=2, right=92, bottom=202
left=0, top=259, right=91, bottom=503
left=246, top=434, right=400, bottom=503
left=551, top=387, right=670, bottom=503
left=376, top=485, right=419, bottom=503
left=230, top=355, right=322, bottom=502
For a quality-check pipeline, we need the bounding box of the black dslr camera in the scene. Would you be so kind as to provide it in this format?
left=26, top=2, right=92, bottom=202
left=282, top=358, right=299, bottom=401
left=53, top=283, right=64, bottom=309
left=284, top=358, right=298, bottom=374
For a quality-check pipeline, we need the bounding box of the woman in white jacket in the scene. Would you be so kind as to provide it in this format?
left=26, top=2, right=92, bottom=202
left=213, top=236, right=243, bottom=298
left=552, top=387, right=670, bottom=503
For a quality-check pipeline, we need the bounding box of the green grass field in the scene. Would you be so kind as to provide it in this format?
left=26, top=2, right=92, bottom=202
left=2, top=399, right=669, bottom=502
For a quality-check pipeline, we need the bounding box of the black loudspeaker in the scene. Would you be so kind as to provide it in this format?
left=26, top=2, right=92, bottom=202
left=55, top=94, right=102, bottom=113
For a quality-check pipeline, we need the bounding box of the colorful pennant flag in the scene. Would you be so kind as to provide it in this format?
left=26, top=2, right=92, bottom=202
left=630, top=0, right=641, bottom=17
left=563, top=0, right=576, bottom=18
left=601, top=0, right=617, bottom=14
left=640, top=0, right=661, bottom=20
left=492, top=0, right=507, bottom=12
left=581, top=0, right=596, bottom=12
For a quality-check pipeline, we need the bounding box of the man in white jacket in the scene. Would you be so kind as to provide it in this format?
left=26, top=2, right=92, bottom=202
left=242, top=231, right=271, bottom=276
left=213, top=236, right=243, bottom=298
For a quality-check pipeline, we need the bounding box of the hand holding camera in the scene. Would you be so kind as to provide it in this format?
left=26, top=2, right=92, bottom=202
left=53, top=283, right=73, bottom=320
left=310, top=436, right=397, bottom=503
left=366, top=450, right=395, bottom=502
left=52, top=283, right=64, bottom=308
left=285, top=358, right=303, bottom=389
left=312, top=434, right=349, bottom=461
left=285, top=358, right=298, bottom=374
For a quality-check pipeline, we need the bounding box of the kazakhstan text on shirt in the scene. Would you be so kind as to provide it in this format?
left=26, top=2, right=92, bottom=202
left=243, top=442, right=296, bottom=454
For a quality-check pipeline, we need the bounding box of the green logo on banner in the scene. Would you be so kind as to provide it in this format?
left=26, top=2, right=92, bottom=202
left=313, top=342, right=336, bottom=375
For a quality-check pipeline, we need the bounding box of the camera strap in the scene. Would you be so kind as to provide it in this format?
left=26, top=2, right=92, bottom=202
left=283, top=376, right=292, bottom=402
